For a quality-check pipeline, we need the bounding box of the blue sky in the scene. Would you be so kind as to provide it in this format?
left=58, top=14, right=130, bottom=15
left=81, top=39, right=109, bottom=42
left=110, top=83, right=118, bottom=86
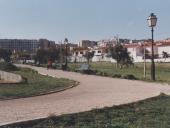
left=0, top=0, right=169, bottom=43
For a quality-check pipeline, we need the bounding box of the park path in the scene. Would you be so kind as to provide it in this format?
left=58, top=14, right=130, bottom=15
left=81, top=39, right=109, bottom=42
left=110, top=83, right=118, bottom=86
left=0, top=64, right=170, bottom=126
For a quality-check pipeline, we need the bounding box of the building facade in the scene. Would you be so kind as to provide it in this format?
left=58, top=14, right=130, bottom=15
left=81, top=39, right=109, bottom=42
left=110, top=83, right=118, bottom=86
left=0, top=39, right=56, bottom=53
left=71, top=47, right=89, bottom=62
left=125, top=39, right=170, bottom=62
left=0, top=39, right=39, bottom=53
left=78, top=40, right=97, bottom=48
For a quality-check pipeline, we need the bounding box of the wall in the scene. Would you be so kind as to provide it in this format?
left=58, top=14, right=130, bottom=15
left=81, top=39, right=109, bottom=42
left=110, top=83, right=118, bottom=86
left=158, top=46, right=170, bottom=58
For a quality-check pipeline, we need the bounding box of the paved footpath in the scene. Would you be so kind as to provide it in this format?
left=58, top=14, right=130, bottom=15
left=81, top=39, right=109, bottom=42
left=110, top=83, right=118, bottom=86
left=0, top=64, right=170, bottom=126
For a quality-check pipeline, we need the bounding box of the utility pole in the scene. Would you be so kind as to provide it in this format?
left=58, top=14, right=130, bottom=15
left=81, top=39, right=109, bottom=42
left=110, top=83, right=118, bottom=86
left=64, top=38, right=68, bottom=70
left=59, top=41, right=63, bottom=64
left=143, top=42, right=146, bottom=78
left=116, top=35, right=119, bottom=69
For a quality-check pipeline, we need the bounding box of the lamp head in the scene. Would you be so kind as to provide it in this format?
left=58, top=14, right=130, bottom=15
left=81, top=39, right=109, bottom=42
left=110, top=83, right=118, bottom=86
left=147, top=13, right=157, bottom=27
left=64, top=38, right=68, bottom=44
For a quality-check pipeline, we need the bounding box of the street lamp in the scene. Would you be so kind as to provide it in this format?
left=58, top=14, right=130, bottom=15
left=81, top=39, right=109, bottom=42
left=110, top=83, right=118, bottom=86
left=64, top=38, right=68, bottom=70
left=147, top=13, right=157, bottom=81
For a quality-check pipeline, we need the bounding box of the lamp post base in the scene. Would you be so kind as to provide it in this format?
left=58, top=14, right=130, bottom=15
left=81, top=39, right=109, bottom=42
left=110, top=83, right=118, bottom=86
left=151, top=60, right=155, bottom=81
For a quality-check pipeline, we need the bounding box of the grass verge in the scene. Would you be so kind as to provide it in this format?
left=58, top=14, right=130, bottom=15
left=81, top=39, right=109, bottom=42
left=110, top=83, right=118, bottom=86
left=2, top=94, right=170, bottom=128
left=69, top=62, right=170, bottom=84
left=0, top=68, right=77, bottom=100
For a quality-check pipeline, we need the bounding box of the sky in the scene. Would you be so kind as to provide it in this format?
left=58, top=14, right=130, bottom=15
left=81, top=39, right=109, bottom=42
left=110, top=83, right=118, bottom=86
left=0, top=0, right=169, bottom=43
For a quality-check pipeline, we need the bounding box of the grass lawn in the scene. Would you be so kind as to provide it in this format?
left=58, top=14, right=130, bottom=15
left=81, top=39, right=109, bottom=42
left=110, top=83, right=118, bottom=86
left=2, top=94, right=170, bottom=128
left=0, top=68, right=76, bottom=99
left=69, top=62, right=170, bottom=84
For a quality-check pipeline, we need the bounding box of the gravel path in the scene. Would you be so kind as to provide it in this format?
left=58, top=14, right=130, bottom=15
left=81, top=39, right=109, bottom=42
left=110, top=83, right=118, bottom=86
left=0, top=64, right=170, bottom=126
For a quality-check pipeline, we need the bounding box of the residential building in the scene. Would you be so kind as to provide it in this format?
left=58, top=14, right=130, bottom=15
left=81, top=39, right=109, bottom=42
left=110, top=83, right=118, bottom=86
left=78, top=40, right=97, bottom=48
left=156, top=39, right=170, bottom=61
left=92, top=47, right=116, bottom=62
left=92, top=48, right=104, bottom=62
left=0, top=39, right=39, bottom=53
left=129, top=39, right=151, bottom=44
left=97, top=37, right=130, bottom=48
left=97, top=39, right=114, bottom=48
left=0, top=39, right=56, bottom=53
left=125, top=39, right=170, bottom=62
left=71, top=47, right=89, bottom=62
left=69, top=38, right=170, bottom=63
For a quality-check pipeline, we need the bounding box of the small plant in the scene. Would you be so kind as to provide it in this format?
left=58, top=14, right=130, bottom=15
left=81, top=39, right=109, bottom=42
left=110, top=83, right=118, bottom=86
left=112, top=74, right=122, bottom=78
left=122, top=74, right=137, bottom=80
left=95, top=71, right=102, bottom=76
left=102, top=72, right=109, bottom=76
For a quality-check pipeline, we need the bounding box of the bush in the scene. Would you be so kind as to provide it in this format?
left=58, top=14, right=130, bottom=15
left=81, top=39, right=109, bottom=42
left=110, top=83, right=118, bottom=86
left=102, top=72, right=109, bottom=76
left=95, top=71, right=103, bottom=76
left=95, top=71, right=109, bottom=76
left=122, top=74, right=137, bottom=80
left=55, top=64, right=62, bottom=69
left=0, top=62, right=18, bottom=71
left=112, top=74, right=122, bottom=78
left=75, top=69, right=96, bottom=75
left=82, top=70, right=96, bottom=75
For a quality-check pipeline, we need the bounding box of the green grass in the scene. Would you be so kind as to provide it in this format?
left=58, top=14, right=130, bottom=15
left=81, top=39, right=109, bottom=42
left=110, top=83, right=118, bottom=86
left=0, top=62, right=18, bottom=71
left=69, top=62, right=170, bottom=84
left=0, top=68, right=76, bottom=99
left=3, top=94, right=170, bottom=128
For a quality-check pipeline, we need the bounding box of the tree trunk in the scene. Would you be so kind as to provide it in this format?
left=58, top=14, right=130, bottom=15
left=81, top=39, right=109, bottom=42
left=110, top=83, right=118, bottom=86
left=116, top=61, right=118, bottom=69
left=87, top=58, right=90, bottom=65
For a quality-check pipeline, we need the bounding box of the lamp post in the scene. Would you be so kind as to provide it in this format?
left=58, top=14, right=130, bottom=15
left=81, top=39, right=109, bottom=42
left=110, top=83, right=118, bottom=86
left=147, top=13, right=157, bottom=81
left=64, top=38, right=68, bottom=70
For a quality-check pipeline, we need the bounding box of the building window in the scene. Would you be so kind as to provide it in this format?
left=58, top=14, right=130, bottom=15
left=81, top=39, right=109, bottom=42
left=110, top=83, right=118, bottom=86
left=76, top=52, right=78, bottom=55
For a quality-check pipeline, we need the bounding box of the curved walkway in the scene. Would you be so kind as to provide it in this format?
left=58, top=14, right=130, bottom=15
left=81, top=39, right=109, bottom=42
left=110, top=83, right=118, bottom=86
left=0, top=64, right=170, bottom=126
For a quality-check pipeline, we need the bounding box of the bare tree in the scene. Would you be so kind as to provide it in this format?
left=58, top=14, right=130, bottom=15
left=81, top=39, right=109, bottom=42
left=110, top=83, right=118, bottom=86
left=162, top=51, right=169, bottom=62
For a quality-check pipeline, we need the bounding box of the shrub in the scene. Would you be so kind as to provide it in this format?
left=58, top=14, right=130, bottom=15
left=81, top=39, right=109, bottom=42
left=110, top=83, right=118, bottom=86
left=81, top=70, right=95, bottom=75
left=95, top=71, right=108, bottom=76
left=95, top=71, right=103, bottom=76
left=0, top=62, right=18, bottom=71
left=122, top=74, right=137, bottom=80
left=102, top=72, right=109, bottom=76
left=112, top=74, right=122, bottom=78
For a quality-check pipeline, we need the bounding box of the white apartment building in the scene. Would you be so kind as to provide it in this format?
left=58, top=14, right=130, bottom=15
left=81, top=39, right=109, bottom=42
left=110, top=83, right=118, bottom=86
left=92, top=39, right=170, bottom=63
left=70, top=48, right=89, bottom=62
left=125, top=40, right=170, bottom=62
left=92, top=48, right=103, bottom=62
left=92, top=47, right=116, bottom=62
left=72, top=38, right=170, bottom=63
left=78, top=40, right=97, bottom=48
left=97, top=39, right=116, bottom=48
